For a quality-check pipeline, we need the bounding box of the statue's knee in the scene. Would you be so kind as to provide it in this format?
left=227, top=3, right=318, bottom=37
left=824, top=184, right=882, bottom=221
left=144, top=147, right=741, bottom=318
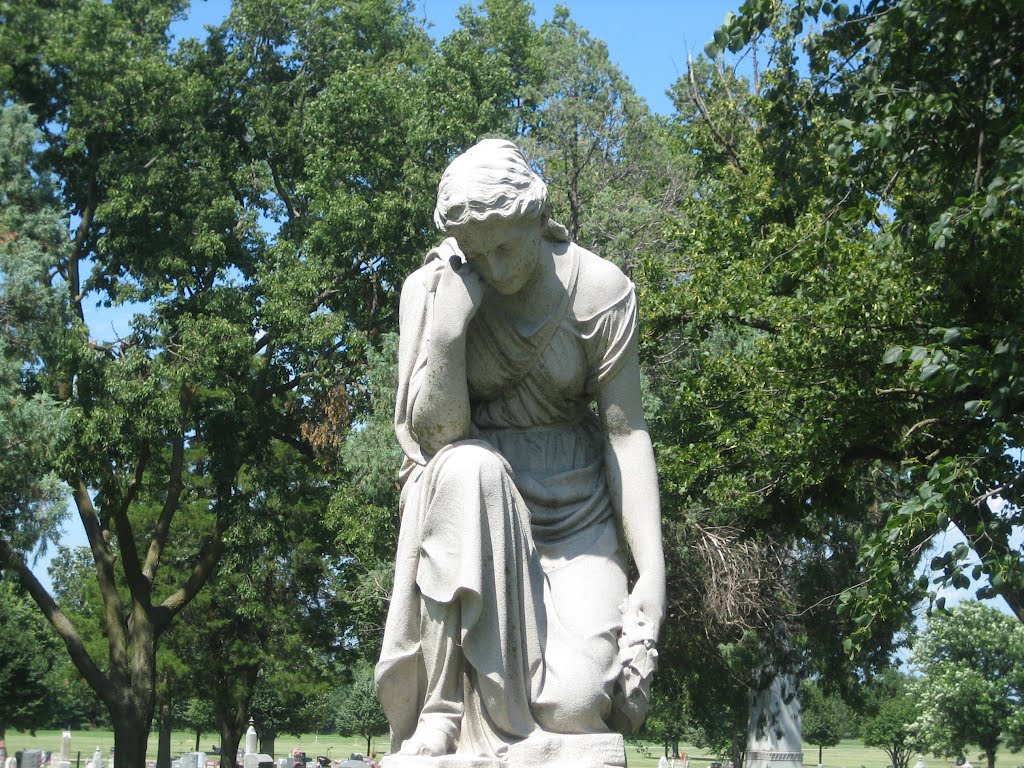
left=432, top=441, right=508, bottom=486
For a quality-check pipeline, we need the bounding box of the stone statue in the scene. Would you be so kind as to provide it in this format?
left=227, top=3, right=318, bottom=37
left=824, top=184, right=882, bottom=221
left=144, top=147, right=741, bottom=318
left=375, top=139, right=666, bottom=766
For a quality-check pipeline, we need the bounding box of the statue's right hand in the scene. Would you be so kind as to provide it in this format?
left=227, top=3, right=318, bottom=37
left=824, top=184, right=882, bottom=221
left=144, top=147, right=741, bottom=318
left=432, top=256, right=486, bottom=337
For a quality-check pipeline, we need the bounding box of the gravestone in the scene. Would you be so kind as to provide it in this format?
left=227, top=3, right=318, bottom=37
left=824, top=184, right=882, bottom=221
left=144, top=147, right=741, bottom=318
left=245, top=721, right=258, bottom=757
left=745, top=673, right=803, bottom=768
left=20, top=751, right=42, bottom=768
left=3, top=757, right=14, bottom=768
left=52, top=731, right=72, bottom=768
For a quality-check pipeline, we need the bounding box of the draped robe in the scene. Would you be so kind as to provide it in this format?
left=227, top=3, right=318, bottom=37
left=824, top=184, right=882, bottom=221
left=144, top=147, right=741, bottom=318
left=375, top=237, right=639, bottom=759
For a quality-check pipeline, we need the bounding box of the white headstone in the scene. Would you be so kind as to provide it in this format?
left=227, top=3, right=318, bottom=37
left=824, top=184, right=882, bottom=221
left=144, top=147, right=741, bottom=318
left=92, top=748, right=103, bottom=768
left=3, top=758, right=15, bottom=768
left=245, top=720, right=258, bottom=756
left=278, top=759, right=291, bottom=768
left=180, top=753, right=198, bottom=768
left=60, top=733, right=72, bottom=762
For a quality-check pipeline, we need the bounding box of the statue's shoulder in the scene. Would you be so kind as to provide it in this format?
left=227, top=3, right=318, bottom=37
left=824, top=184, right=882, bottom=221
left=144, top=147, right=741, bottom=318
left=401, top=253, right=449, bottom=301
left=570, top=244, right=634, bottom=321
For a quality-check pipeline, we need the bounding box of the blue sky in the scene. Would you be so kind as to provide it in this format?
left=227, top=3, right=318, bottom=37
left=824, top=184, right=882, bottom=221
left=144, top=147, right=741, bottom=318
left=179, top=0, right=743, bottom=115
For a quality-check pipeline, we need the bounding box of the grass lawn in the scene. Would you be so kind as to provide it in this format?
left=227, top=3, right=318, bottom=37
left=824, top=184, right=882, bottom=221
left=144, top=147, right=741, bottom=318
left=1, top=732, right=1009, bottom=768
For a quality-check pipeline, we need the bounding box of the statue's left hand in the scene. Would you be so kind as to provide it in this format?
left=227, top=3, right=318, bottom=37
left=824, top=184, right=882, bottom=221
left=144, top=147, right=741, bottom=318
left=626, top=569, right=666, bottom=639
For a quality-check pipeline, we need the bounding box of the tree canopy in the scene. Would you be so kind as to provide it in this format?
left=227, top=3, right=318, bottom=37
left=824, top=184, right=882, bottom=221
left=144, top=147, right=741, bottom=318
left=909, top=601, right=1024, bottom=768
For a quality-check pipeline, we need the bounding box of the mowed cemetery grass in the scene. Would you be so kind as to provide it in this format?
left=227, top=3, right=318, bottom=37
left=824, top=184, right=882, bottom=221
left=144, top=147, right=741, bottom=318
left=3, top=733, right=1014, bottom=768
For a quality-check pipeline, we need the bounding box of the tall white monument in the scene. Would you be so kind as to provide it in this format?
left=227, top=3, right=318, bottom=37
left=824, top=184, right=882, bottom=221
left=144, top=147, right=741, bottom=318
left=745, top=673, right=804, bottom=768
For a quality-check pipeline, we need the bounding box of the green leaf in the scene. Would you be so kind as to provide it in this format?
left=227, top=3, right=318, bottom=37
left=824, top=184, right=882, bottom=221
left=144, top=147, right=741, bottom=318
left=882, top=345, right=905, bottom=364
left=910, top=346, right=929, bottom=362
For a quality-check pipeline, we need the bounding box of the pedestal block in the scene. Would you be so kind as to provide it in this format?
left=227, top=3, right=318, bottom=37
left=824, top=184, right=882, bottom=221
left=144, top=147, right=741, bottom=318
left=381, top=732, right=626, bottom=768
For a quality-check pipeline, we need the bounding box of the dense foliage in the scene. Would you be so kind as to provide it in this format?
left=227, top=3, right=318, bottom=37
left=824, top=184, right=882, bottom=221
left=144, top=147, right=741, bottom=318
left=2, top=0, right=1022, bottom=762
left=909, top=602, right=1024, bottom=768
left=861, top=670, right=917, bottom=768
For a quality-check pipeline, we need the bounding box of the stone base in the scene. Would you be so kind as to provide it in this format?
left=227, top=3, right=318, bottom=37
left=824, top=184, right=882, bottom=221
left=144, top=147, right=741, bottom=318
left=745, top=751, right=803, bottom=768
left=382, top=756, right=501, bottom=768
left=507, top=733, right=625, bottom=768
left=382, top=733, right=625, bottom=768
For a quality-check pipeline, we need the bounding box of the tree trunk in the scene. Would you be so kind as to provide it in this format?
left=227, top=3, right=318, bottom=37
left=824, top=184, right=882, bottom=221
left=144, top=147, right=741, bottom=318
left=214, top=664, right=258, bottom=768
left=220, top=727, right=243, bottom=768
left=195, top=733, right=201, bottom=753
left=986, top=750, right=996, bottom=768
left=113, top=710, right=151, bottom=768
left=365, top=735, right=372, bottom=756
left=260, top=734, right=276, bottom=760
left=818, top=745, right=823, bottom=766
left=157, top=695, right=173, bottom=768
left=732, top=733, right=744, bottom=768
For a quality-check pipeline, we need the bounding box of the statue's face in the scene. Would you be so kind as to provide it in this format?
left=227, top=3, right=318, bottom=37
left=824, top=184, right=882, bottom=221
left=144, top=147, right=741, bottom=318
left=453, top=216, right=543, bottom=296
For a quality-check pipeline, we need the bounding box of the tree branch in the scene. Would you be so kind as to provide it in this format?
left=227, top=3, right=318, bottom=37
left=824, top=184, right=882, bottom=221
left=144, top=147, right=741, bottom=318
left=0, top=535, right=111, bottom=704
left=270, top=427, right=316, bottom=458
left=143, top=432, right=186, bottom=583
left=111, top=451, right=150, bottom=605
left=69, top=183, right=97, bottom=323
left=153, top=521, right=225, bottom=633
left=688, top=57, right=746, bottom=174
left=72, top=478, right=128, bottom=669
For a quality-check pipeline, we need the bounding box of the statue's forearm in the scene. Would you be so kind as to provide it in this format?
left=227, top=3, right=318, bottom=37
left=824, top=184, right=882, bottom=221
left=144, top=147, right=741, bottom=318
left=410, top=329, right=473, bottom=454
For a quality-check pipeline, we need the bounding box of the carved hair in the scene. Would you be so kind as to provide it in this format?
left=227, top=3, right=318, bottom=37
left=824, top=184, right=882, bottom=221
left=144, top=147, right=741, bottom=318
left=434, top=138, right=569, bottom=242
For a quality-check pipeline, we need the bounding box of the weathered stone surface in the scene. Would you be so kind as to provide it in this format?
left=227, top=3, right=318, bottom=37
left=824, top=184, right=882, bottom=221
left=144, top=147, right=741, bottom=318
left=375, top=139, right=665, bottom=766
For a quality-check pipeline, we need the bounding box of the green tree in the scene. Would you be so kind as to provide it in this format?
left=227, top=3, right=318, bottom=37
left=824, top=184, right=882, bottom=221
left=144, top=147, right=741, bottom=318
left=0, top=103, right=70, bottom=563
left=45, top=547, right=108, bottom=732
left=0, top=580, right=60, bottom=739
left=707, top=0, right=1024, bottom=640
left=334, top=665, right=388, bottom=757
left=521, top=6, right=686, bottom=284
left=181, top=698, right=216, bottom=755
left=861, top=671, right=917, bottom=768
left=637, top=31, right=918, bottom=752
left=801, top=680, right=843, bottom=766
left=0, top=1, right=480, bottom=764
left=908, top=601, right=1024, bottom=768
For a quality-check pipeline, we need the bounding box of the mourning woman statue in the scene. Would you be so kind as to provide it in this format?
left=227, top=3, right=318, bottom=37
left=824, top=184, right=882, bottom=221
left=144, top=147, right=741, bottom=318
left=375, top=139, right=666, bottom=763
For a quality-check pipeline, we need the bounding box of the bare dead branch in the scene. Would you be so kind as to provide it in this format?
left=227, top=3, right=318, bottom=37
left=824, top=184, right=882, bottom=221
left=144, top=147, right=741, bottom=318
left=688, top=56, right=746, bottom=174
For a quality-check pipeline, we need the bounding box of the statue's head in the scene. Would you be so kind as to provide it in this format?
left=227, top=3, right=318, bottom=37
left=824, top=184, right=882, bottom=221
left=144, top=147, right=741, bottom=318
left=434, top=139, right=567, bottom=242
